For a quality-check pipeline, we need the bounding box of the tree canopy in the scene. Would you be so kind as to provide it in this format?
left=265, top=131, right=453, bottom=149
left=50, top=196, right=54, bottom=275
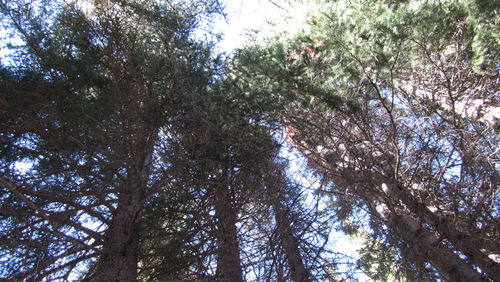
left=0, top=0, right=498, bottom=281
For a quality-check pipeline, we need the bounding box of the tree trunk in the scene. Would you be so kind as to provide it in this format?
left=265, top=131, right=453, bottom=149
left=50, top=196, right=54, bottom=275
left=270, top=188, right=310, bottom=282
left=214, top=171, right=244, bottom=282
left=373, top=201, right=484, bottom=282
left=394, top=184, right=500, bottom=279
left=87, top=150, right=151, bottom=282
left=89, top=206, right=141, bottom=281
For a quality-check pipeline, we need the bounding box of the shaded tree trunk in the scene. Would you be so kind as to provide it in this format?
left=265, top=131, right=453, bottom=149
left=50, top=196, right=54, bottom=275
left=89, top=207, right=141, bottom=281
left=87, top=140, right=153, bottom=281
left=394, top=183, right=500, bottom=280
left=214, top=170, right=244, bottom=282
left=372, top=201, right=484, bottom=282
left=87, top=170, right=146, bottom=282
left=270, top=188, right=310, bottom=281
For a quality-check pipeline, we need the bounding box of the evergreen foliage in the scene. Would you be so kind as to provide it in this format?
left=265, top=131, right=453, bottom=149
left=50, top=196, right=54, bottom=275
left=238, top=0, right=499, bottom=280
left=0, top=0, right=498, bottom=281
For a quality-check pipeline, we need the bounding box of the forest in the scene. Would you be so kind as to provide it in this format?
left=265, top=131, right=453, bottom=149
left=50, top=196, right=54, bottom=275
left=0, top=0, right=498, bottom=281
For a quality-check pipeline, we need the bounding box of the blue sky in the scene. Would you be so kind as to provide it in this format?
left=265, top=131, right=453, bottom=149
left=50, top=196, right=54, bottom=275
left=215, top=0, right=307, bottom=51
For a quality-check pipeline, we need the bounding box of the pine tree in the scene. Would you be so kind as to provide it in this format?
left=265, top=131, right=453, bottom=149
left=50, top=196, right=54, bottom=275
left=0, top=0, right=223, bottom=279
left=238, top=0, right=499, bottom=279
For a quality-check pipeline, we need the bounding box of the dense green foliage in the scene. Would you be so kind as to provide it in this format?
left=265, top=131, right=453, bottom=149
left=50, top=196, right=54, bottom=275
left=0, top=0, right=498, bottom=281
left=0, top=0, right=225, bottom=279
left=237, top=0, right=499, bottom=280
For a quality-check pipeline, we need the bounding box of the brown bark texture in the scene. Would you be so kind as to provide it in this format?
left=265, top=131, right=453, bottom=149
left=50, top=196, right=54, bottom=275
left=373, top=202, right=484, bottom=282
left=270, top=188, right=311, bottom=282
left=394, top=184, right=500, bottom=280
left=214, top=172, right=244, bottom=282
left=87, top=157, right=150, bottom=281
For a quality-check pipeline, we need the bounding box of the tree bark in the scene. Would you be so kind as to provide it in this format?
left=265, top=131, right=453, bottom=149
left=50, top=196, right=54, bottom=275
left=89, top=208, right=141, bottom=281
left=394, top=184, right=500, bottom=279
left=86, top=137, right=153, bottom=282
left=372, top=202, right=484, bottom=282
left=87, top=170, right=145, bottom=282
left=214, top=171, right=244, bottom=282
left=270, top=188, right=310, bottom=282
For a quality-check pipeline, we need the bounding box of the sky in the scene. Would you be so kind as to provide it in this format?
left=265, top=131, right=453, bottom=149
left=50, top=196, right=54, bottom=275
left=214, top=0, right=308, bottom=51
left=215, top=0, right=284, bottom=51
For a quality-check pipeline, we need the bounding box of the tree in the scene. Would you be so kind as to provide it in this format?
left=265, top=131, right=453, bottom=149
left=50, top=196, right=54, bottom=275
left=1, top=1, right=320, bottom=280
left=2, top=0, right=497, bottom=280
left=263, top=160, right=313, bottom=281
left=0, top=0, right=223, bottom=280
left=240, top=0, right=499, bottom=280
left=161, top=83, right=287, bottom=280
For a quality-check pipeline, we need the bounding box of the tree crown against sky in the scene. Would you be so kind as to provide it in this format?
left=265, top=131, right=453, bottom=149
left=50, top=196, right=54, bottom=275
left=235, top=0, right=499, bottom=280
left=0, top=0, right=499, bottom=281
left=0, top=0, right=225, bottom=280
left=0, top=0, right=321, bottom=280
